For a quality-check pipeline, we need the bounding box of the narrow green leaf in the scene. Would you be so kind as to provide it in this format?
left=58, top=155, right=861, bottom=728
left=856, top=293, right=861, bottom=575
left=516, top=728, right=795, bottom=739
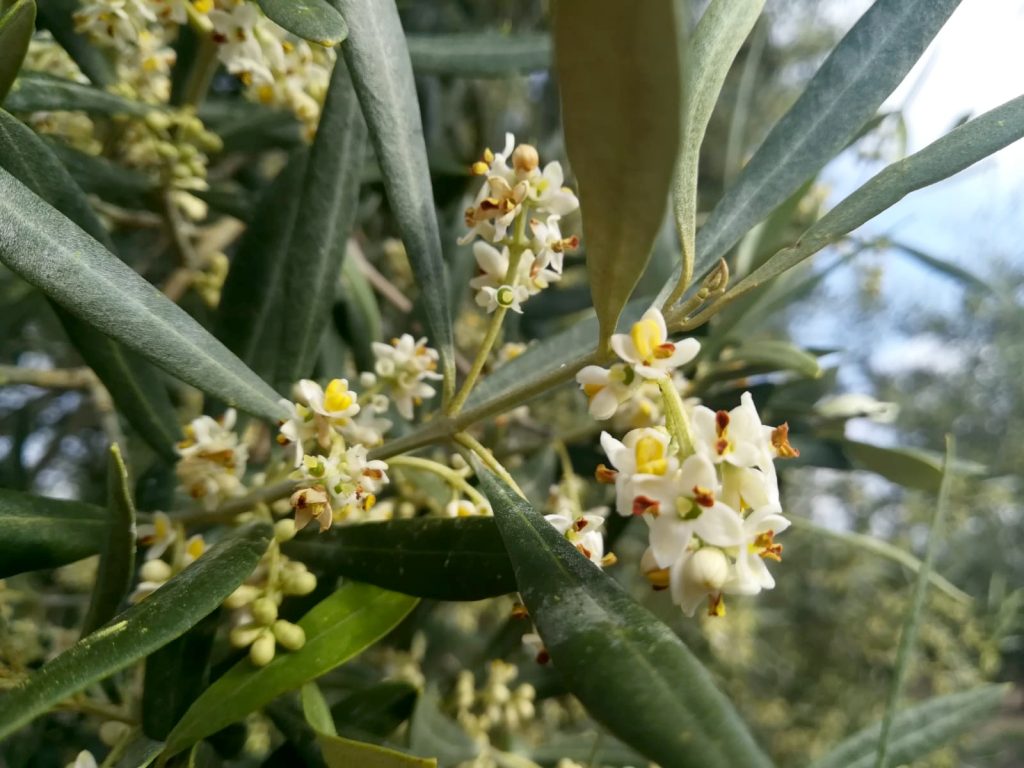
left=809, top=685, right=1007, bottom=768
left=256, top=0, right=347, bottom=47
left=34, top=0, right=114, bottom=86
left=873, top=437, right=955, bottom=768
left=165, top=582, right=418, bottom=756
left=301, top=682, right=337, bottom=736
left=0, top=109, right=181, bottom=461
left=112, top=735, right=164, bottom=768
left=82, top=445, right=137, bottom=636
left=331, top=681, right=418, bottom=739
left=477, top=466, right=772, bottom=768
left=338, top=252, right=383, bottom=372
left=0, top=522, right=272, bottom=741
left=142, top=610, right=222, bottom=740
left=671, top=0, right=764, bottom=291
left=843, top=439, right=943, bottom=492
left=337, top=0, right=455, bottom=398
left=0, top=488, right=107, bottom=578
left=887, top=239, right=992, bottom=293
left=703, top=340, right=823, bottom=382
left=6, top=71, right=153, bottom=116
left=276, top=58, right=366, bottom=387
left=554, top=0, right=681, bottom=344
left=216, top=150, right=307, bottom=383
left=319, top=733, right=437, bottom=768
left=409, top=687, right=480, bottom=766
left=0, top=167, right=288, bottom=421
left=719, top=94, right=1024, bottom=313
left=679, top=0, right=962, bottom=294
left=407, top=33, right=550, bottom=77
left=284, top=517, right=516, bottom=601
left=0, top=0, right=34, bottom=104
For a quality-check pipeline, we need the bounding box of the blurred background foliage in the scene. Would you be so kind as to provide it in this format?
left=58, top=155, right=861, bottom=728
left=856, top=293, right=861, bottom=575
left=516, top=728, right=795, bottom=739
left=1, top=0, right=1022, bottom=766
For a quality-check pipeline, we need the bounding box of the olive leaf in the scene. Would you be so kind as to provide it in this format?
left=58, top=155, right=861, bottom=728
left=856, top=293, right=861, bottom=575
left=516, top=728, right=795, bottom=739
left=0, top=0, right=34, bottom=103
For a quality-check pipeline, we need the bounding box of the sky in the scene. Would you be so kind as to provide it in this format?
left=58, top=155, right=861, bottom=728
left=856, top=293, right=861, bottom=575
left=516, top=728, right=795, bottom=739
left=788, top=0, right=1024, bottom=384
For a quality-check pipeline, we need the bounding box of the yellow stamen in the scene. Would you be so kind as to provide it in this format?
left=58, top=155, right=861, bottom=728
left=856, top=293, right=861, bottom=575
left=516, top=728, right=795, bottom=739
left=324, top=379, right=353, bottom=412
left=635, top=435, right=667, bottom=475
left=630, top=318, right=663, bottom=362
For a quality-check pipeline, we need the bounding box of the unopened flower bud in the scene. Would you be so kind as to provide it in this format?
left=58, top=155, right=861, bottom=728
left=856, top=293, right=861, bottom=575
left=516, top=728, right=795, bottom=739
left=224, top=584, right=260, bottom=609
left=273, top=620, right=306, bottom=650
left=274, top=518, right=296, bottom=543
left=251, top=597, right=278, bottom=625
left=250, top=632, right=276, bottom=666
left=99, top=720, right=130, bottom=746
left=683, top=548, right=730, bottom=593
left=512, top=144, right=539, bottom=174
left=701, top=258, right=730, bottom=295
left=229, top=624, right=263, bottom=648
left=140, top=559, right=172, bottom=583
left=281, top=570, right=317, bottom=596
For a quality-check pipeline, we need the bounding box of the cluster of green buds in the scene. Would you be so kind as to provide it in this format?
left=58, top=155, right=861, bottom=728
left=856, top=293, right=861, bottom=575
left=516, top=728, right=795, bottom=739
left=224, top=519, right=317, bottom=666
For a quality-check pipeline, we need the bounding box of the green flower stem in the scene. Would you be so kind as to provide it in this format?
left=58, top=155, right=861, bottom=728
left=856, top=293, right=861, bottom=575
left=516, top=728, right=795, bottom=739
left=553, top=440, right=583, bottom=514
left=454, top=431, right=526, bottom=499
left=657, top=376, right=695, bottom=460
left=447, top=210, right=532, bottom=416
left=388, top=455, right=489, bottom=508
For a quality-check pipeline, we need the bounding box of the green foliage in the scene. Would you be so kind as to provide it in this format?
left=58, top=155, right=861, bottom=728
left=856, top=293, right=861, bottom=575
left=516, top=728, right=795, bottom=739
left=285, top=517, right=515, bottom=600
left=554, top=0, right=681, bottom=345
left=7, top=71, right=155, bottom=116
left=81, top=445, right=137, bottom=635
left=0, top=523, right=271, bottom=741
left=337, top=0, right=456, bottom=398
left=255, top=0, right=347, bottom=47
left=478, top=463, right=773, bottom=768
left=407, top=33, right=550, bottom=77
left=0, top=488, right=107, bottom=578
left=0, top=0, right=33, bottom=103
left=0, top=168, right=288, bottom=421
left=165, top=582, right=418, bottom=756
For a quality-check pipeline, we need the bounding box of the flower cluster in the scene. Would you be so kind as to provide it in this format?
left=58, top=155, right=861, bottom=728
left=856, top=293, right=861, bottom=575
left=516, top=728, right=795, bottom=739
left=460, top=134, right=580, bottom=314
left=224, top=519, right=316, bottom=666
left=175, top=408, right=248, bottom=510
left=278, top=378, right=392, bottom=532
left=131, top=511, right=206, bottom=601
left=371, top=334, right=443, bottom=420
left=578, top=308, right=799, bottom=616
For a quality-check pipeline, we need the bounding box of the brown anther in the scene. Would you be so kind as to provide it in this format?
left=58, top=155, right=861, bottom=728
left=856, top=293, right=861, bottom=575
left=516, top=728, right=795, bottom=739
left=511, top=602, right=530, bottom=620
left=512, top=143, right=539, bottom=174
left=692, top=486, right=715, bottom=508
left=632, top=495, right=660, bottom=517
left=364, top=468, right=384, bottom=479
left=600, top=552, right=618, bottom=567
left=715, top=410, right=730, bottom=435
left=536, top=648, right=551, bottom=665
left=715, top=438, right=730, bottom=456
left=576, top=543, right=592, bottom=560
left=275, top=434, right=289, bottom=446
left=595, top=464, right=618, bottom=484
left=572, top=518, right=589, bottom=532
left=754, top=531, right=783, bottom=561
left=707, top=593, right=726, bottom=617
left=771, top=423, right=800, bottom=458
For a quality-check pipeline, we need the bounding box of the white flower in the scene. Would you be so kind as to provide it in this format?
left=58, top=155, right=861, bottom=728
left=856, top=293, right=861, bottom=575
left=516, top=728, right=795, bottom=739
left=524, top=159, right=579, bottom=217
left=290, top=443, right=389, bottom=531
left=718, top=505, right=791, bottom=595
left=598, top=428, right=677, bottom=516
left=175, top=409, right=247, bottom=510
left=131, top=535, right=205, bottom=602
left=670, top=547, right=731, bottom=617
left=67, top=751, right=99, bottom=768
left=529, top=214, right=578, bottom=273
left=278, top=379, right=360, bottom=463
left=691, top=391, right=773, bottom=471
left=136, top=511, right=176, bottom=560
left=546, top=510, right=606, bottom=566
left=610, top=308, right=700, bottom=380
left=209, top=1, right=272, bottom=85
left=576, top=363, right=640, bottom=420
left=371, top=334, right=443, bottom=420
left=638, top=454, right=741, bottom=569
left=476, top=284, right=530, bottom=314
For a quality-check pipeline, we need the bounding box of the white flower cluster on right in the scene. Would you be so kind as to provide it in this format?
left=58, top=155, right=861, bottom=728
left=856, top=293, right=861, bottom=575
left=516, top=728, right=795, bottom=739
left=460, top=134, right=580, bottom=314
left=577, top=308, right=800, bottom=617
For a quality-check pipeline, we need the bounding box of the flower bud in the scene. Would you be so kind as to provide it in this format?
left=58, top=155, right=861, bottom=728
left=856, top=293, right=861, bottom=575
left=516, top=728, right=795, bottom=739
left=140, top=559, right=172, bottom=583
left=250, top=632, right=276, bottom=666
left=512, top=144, right=539, bottom=174
left=274, top=518, right=296, bottom=543
left=99, top=720, right=130, bottom=746
left=682, top=548, right=730, bottom=592
left=273, top=620, right=306, bottom=651
left=251, top=597, right=278, bottom=626
left=229, top=624, right=263, bottom=649
left=223, top=584, right=259, bottom=609
left=281, top=570, right=317, bottom=596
